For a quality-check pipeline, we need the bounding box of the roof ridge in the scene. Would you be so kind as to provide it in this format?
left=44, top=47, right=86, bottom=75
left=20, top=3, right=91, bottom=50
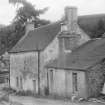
left=71, top=37, right=105, bottom=54
left=71, top=39, right=97, bottom=52
left=79, top=14, right=105, bottom=18
left=31, top=20, right=61, bottom=31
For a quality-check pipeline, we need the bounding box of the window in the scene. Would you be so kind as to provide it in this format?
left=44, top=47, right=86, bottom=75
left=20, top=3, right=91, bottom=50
left=72, top=73, right=78, bottom=92
left=20, top=76, right=23, bottom=90
left=16, top=76, right=23, bottom=89
left=16, top=77, right=19, bottom=87
left=61, top=23, right=68, bottom=32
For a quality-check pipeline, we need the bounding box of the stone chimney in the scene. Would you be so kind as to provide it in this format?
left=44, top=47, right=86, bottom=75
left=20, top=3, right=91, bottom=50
left=65, top=6, right=78, bottom=33
left=25, top=22, right=34, bottom=35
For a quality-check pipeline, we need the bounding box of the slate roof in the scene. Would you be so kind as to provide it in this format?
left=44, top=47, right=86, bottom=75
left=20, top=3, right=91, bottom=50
left=10, top=22, right=61, bottom=52
left=9, top=14, right=105, bottom=53
left=46, top=38, right=105, bottom=70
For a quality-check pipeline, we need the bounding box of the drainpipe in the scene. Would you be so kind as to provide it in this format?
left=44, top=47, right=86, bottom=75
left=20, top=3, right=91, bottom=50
left=9, top=57, right=10, bottom=88
left=37, top=50, right=40, bottom=95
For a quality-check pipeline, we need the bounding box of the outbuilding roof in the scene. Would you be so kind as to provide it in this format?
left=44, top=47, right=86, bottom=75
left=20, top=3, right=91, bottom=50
left=46, top=38, right=105, bottom=70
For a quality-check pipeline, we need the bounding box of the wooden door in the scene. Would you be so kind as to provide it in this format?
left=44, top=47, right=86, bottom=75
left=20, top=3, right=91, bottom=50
left=33, top=80, right=36, bottom=93
left=72, top=73, right=78, bottom=93
left=48, top=70, right=53, bottom=94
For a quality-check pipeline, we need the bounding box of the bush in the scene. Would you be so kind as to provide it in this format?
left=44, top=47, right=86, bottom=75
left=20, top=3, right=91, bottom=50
left=0, top=95, right=9, bottom=102
left=15, top=90, right=34, bottom=96
left=44, top=87, right=49, bottom=95
left=2, top=87, right=16, bottom=94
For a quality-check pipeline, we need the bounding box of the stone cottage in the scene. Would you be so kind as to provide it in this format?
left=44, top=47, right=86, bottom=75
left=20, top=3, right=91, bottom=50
left=46, top=38, right=105, bottom=98
left=9, top=6, right=105, bottom=98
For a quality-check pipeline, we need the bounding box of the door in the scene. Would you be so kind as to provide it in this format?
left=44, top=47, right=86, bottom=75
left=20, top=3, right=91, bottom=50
left=66, top=71, right=72, bottom=97
left=20, top=76, right=23, bottom=90
left=33, top=80, right=36, bottom=93
left=16, top=77, right=19, bottom=88
left=48, top=70, right=53, bottom=94
left=72, top=73, right=78, bottom=94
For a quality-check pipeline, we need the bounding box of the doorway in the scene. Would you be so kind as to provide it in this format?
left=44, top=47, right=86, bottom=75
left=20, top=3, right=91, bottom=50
left=33, top=80, right=36, bottom=93
left=72, top=72, right=78, bottom=93
left=48, top=69, right=53, bottom=94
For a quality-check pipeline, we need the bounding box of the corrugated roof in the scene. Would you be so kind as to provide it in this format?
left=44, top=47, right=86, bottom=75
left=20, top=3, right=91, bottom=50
left=46, top=38, right=105, bottom=70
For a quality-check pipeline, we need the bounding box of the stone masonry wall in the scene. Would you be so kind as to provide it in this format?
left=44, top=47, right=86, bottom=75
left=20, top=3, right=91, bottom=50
left=10, top=52, right=38, bottom=92
left=40, top=37, right=59, bottom=95
left=86, top=60, right=105, bottom=97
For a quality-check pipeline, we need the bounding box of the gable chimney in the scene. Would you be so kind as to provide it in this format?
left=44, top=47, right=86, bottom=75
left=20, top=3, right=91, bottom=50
left=25, top=22, right=34, bottom=35
left=65, top=6, right=78, bottom=33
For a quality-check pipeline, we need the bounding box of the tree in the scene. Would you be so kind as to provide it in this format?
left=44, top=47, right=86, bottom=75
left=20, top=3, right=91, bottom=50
left=9, top=0, right=49, bottom=27
left=0, top=0, right=50, bottom=54
left=96, top=19, right=105, bottom=37
left=90, top=19, right=105, bottom=38
left=80, top=19, right=105, bottom=38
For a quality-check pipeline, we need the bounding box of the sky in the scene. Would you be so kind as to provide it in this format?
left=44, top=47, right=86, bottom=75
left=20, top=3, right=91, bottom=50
left=0, top=0, right=105, bottom=25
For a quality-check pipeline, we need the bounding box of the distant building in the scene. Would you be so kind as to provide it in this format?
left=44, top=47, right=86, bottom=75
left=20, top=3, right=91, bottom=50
left=9, top=6, right=105, bottom=98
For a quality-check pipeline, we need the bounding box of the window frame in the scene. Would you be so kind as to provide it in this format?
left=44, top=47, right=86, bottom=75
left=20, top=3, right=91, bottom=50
left=72, top=72, right=78, bottom=92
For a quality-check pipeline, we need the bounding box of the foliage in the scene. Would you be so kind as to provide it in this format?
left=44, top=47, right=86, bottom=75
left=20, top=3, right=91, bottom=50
left=0, top=0, right=50, bottom=55
left=88, top=19, right=105, bottom=38
left=15, top=90, right=35, bottom=96
left=10, top=0, right=49, bottom=27
left=80, top=19, right=105, bottom=38
left=2, top=87, right=16, bottom=94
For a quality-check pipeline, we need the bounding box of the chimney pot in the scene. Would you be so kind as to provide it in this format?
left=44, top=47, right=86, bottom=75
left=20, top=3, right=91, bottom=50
left=25, top=22, right=34, bottom=35
left=65, top=6, right=78, bottom=33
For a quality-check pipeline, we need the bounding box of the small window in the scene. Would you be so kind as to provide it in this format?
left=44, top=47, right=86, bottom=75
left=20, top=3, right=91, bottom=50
left=61, top=23, right=68, bottom=32
left=72, top=73, right=78, bottom=92
left=20, top=76, right=23, bottom=89
left=16, top=77, right=19, bottom=88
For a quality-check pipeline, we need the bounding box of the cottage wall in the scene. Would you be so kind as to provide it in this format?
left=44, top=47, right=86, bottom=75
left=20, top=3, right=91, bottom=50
left=40, top=37, right=59, bottom=95
left=48, top=68, right=87, bottom=98
left=10, top=52, right=38, bottom=93
left=52, top=69, right=66, bottom=97
left=66, top=70, right=87, bottom=98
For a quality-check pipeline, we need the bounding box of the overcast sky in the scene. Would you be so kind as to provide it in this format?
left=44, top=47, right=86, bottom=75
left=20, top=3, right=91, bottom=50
left=0, top=0, right=105, bottom=25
